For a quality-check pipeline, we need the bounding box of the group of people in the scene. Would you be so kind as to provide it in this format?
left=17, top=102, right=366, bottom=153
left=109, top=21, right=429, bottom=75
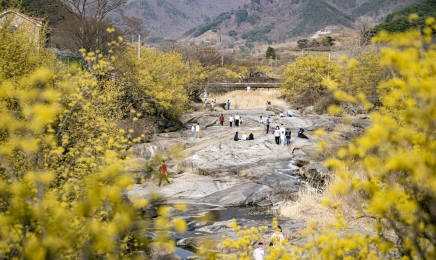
left=279, top=110, right=293, bottom=117
left=219, top=114, right=243, bottom=127
left=273, top=124, right=291, bottom=147
left=234, top=131, right=254, bottom=141
left=191, top=123, right=201, bottom=138
left=253, top=225, right=285, bottom=260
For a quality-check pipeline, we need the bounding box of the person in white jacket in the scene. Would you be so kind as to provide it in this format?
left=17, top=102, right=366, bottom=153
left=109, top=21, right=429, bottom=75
left=195, top=123, right=200, bottom=138
left=280, top=124, right=286, bottom=147
left=253, top=242, right=264, bottom=260
left=274, top=126, right=280, bottom=145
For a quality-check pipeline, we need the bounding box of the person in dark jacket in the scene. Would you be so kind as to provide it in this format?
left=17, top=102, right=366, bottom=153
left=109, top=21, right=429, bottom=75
left=298, top=128, right=308, bottom=139
left=248, top=133, right=254, bottom=140
left=266, top=117, right=271, bottom=134
left=234, top=132, right=240, bottom=141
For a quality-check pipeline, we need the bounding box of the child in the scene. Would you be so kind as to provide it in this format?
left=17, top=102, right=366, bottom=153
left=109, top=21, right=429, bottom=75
left=253, top=242, right=264, bottom=260
left=260, top=116, right=264, bottom=124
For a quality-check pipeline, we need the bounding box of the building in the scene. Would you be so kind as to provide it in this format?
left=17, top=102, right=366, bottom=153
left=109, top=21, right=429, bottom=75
left=0, top=8, right=44, bottom=42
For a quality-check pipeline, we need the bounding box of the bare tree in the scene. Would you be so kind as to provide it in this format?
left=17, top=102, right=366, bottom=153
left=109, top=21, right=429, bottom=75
left=110, top=10, right=144, bottom=37
left=51, top=16, right=122, bottom=53
left=354, top=15, right=377, bottom=46
left=61, top=0, right=127, bottom=20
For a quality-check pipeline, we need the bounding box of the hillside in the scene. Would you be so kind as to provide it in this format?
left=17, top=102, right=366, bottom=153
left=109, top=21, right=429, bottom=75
left=122, top=0, right=424, bottom=42
left=372, top=0, right=436, bottom=34
left=123, top=0, right=246, bottom=39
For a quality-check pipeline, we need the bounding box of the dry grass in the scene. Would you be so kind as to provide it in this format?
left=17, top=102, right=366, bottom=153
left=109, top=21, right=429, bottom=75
left=279, top=166, right=377, bottom=233
left=209, top=89, right=289, bottom=110
left=334, top=123, right=355, bottom=132
left=279, top=188, right=336, bottom=226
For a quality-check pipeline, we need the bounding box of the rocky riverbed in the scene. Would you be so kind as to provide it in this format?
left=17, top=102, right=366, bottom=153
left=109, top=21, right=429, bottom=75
left=124, top=106, right=368, bottom=259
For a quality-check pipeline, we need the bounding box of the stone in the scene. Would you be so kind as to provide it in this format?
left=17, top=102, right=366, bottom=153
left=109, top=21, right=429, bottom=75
left=299, top=163, right=330, bottom=182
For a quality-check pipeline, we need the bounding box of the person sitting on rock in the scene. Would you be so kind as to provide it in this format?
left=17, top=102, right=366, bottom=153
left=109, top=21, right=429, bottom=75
left=242, top=132, right=248, bottom=140
left=248, top=132, right=254, bottom=140
left=280, top=111, right=284, bottom=117
left=298, top=128, right=308, bottom=139
left=234, top=131, right=240, bottom=141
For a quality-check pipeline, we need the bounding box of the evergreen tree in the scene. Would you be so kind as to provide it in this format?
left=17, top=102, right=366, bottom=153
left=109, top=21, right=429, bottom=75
left=265, top=46, right=276, bottom=60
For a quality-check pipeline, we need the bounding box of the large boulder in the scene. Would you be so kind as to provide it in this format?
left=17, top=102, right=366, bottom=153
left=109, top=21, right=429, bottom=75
left=299, top=163, right=330, bottom=182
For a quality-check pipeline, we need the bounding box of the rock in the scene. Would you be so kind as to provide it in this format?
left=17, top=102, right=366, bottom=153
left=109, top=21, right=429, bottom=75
left=266, top=105, right=282, bottom=115
left=158, top=132, right=182, bottom=138
left=157, top=118, right=169, bottom=127
left=302, top=106, right=314, bottom=115
left=295, top=158, right=310, bottom=167
left=145, top=242, right=183, bottom=260
left=343, top=104, right=364, bottom=116
left=351, top=117, right=371, bottom=129
left=299, top=163, right=330, bottom=182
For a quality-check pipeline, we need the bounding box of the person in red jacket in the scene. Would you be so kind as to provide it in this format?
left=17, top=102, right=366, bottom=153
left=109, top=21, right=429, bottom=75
left=219, top=114, right=225, bottom=126
left=158, top=160, right=171, bottom=186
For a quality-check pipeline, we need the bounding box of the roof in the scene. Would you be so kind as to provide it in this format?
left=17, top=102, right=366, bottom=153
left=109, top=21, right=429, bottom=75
left=0, top=8, right=43, bottom=27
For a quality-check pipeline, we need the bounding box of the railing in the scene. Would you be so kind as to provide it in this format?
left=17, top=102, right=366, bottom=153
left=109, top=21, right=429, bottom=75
left=208, top=82, right=281, bottom=88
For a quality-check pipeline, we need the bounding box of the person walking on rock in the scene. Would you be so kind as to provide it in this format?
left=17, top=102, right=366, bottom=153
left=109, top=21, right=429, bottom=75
left=280, top=124, right=286, bottom=147
left=191, top=124, right=195, bottom=138
left=219, top=114, right=224, bottom=126
left=266, top=117, right=271, bottom=134
left=227, top=99, right=231, bottom=110
left=235, top=114, right=240, bottom=127
left=229, top=115, right=234, bottom=127
left=285, top=128, right=291, bottom=146
left=158, top=160, right=171, bottom=187
left=195, top=123, right=200, bottom=138
left=274, top=126, right=280, bottom=145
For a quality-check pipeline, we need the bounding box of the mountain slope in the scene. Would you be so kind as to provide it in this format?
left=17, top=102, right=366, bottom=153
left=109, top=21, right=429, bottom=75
left=372, top=0, right=436, bottom=34
left=123, top=0, right=246, bottom=38
left=123, top=0, right=425, bottom=41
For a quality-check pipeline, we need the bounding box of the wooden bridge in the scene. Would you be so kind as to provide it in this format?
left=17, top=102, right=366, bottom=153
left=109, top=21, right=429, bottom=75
left=208, top=76, right=281, bottom=90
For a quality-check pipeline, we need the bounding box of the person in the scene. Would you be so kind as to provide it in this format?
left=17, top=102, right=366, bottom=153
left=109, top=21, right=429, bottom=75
left=248, top=132, right=254, bottom=140
left=266, top=101, right=269, bottom=109
left=259, top=116, right=264, bottom=124
left=195, top=123, right=200, bottom=138
left=219, top=114, right=224, bottom=126
left=274, top=126, right=280, bottom=145
left=298, top=128, right=308, bottom=139
left=242, top=132, right=247, bottom=140
left=227, top=99, right=231, bottom=110
left=247, top=85, right=251, bottom=92
left=269, top=226, right=284, bottom=247
left=285, top=128, right=291, bottom=145
left=229, top=115, right=234, bottom=127
left=234, top=131, right=240, bottom=141
left=234, top=114, right=240, bottom=127
left=280, top=111, right=284, bottom=117
left=158, top=160, right=171, bottom=187
left=240, top=116, right=243, bottom=125
left=266, top=117, right=271, bottom=134
left=253, top=242, right=264, bottom=260
left=287, top=109, right=293, bottom=117
left=191, top=124, right=195, bottom=138
left=211, top=101, right=215, bottom=111
left=280, top=124, right=286, bottom=147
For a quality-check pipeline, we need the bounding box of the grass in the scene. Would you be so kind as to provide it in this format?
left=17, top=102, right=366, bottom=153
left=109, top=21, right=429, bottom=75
left=209, top=89, right=289, bottom=110
left=279, top=166, right=377, bottom=234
